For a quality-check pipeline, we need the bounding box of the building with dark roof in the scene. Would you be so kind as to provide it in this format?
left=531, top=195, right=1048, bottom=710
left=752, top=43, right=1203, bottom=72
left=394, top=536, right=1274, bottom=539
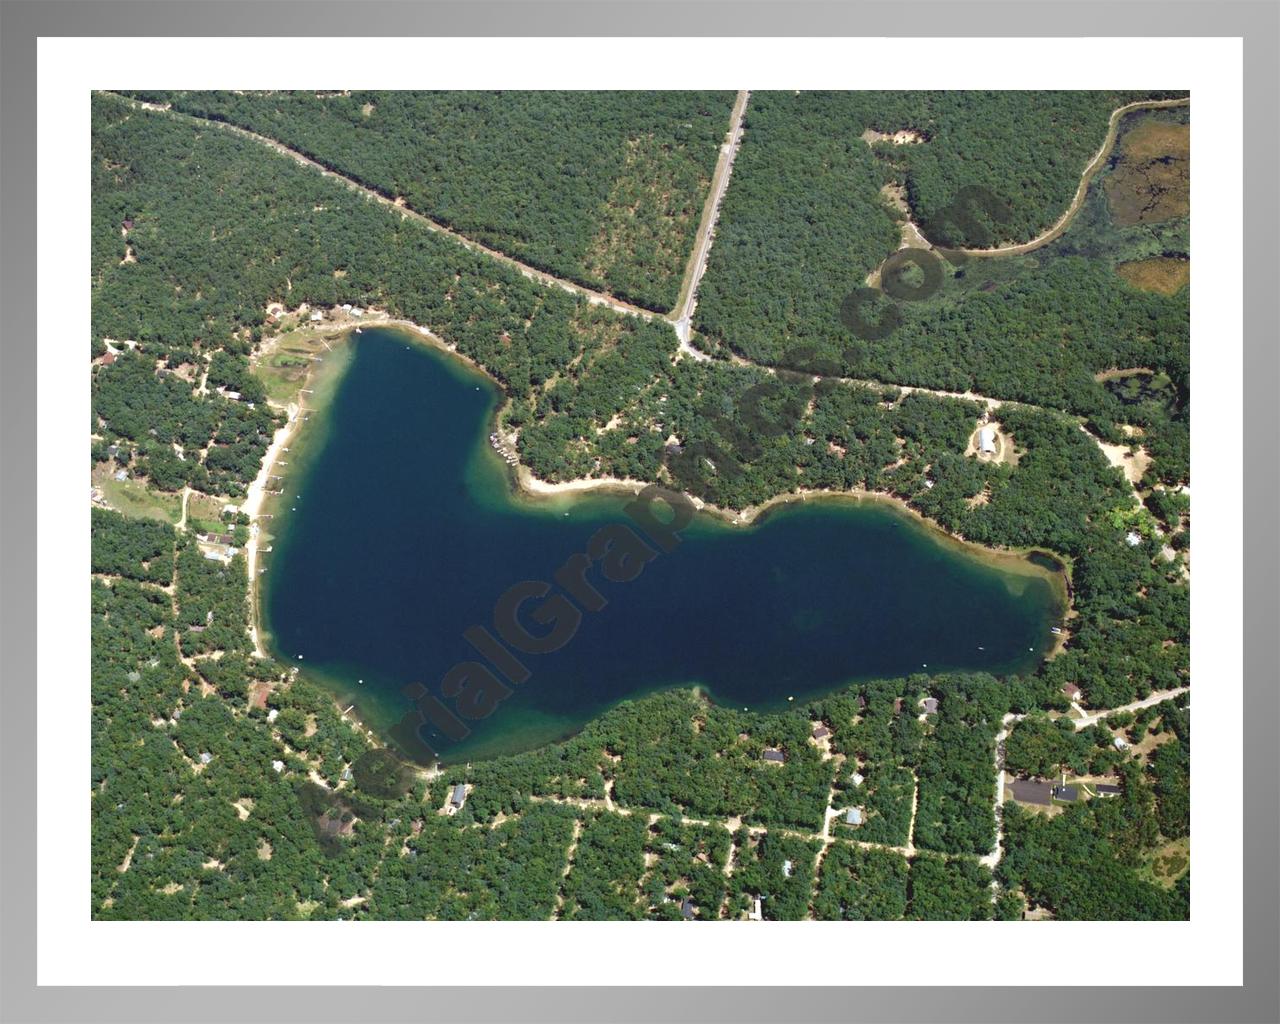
left=1094, top=783, right=1123, bottom=796
left=1052, top=784, right=1079, bottom=802
left=761, top=748, right=786, bottom=764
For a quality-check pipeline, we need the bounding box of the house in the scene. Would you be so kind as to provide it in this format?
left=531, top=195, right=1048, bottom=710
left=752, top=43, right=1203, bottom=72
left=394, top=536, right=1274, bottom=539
left=198, top=752, right=212, bottom=765
left=893, top=698, right=903, bottom=714
left=114, top=469, right=128, bottom=481
left=1010, top=778, right=1053, bottom=806
left=1052, top=784, right=1079, bottom=802
left=680, top=898, right=695, bottom=920
left=266, top=708, right=279, bottom=723
left=309, top=311, right=324, bottom=322
left=761, top=748, right=786, bottom=764
left=920, top=697, right=939, bottom=714
left=1125, top=531, right=1143, bottom=547
left=748, top=897, right=763, bottom=921
left=272, top=760, right=285, bottom=773
left=850, top=772, right=865, bottom=787
left=844, top=807, right=863, bottom=826
left=811, top=725, right=831, bottom=740
left=1062, top=682, right=1081, bottom=699
left=978, top=427, right=997, bottom=454
left=450, top=783, right=467, bottom=809
left=350, top=307, right=364, bottom=317
left=1094, top=784, right=1123, bottom=797
left=100, top=351, right=117, bottom=367
left=782, top=859, right=794, bottom=878
left=1113, top=736, right=1130, bottom=751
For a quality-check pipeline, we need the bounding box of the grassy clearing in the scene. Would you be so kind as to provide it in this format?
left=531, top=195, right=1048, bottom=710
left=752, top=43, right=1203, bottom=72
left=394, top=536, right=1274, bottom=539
left=93, top=463, right=181, bottom=524
left=1141, top=836, right=1189, bottom=888
left=254, top=328, right=339, bottom=406
left=186, top=491, right=238, bottom=535
left=1116, top=257, right=1189, bottom=295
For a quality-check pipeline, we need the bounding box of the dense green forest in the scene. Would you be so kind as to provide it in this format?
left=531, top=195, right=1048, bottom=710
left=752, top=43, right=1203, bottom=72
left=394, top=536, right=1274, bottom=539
left=122, top=90, right=735, bottom=311
left=691, top=91, right=1190, bottom=490
left=90, top=90, right=1190, bottom=921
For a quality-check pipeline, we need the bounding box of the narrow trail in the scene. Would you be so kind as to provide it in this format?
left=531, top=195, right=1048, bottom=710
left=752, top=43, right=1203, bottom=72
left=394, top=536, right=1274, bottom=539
left=104, top=93, right=663, bottom=325
left=672, top=89, right=750, bottom=354
left=108, top=90, right=1166, bottom=630
left=928, top=97, right=1190, bottom=259
left=1072, top=687, right=1189, bottom=730
left=106, top=89, right=1159, bottom=460
left=980, top=714, right=1019, bottom=871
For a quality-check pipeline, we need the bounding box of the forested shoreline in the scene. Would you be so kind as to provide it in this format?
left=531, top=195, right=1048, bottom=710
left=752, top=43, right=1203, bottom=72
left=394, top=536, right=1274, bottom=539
left=90, top=89, right=1191, bottom=921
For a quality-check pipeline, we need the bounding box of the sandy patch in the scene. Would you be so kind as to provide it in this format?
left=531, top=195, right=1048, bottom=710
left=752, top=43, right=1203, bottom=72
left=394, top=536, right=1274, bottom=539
left=860, top=127, right=926, bottom=145
left=966, top=420, right=1017, bottom=465
left=1095, top=437, right=1152, bottom=486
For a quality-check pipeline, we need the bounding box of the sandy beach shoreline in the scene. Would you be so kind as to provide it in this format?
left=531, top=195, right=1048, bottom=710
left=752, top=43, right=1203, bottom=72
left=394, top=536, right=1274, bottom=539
left=244, top=402, right=304, bottom=658
left=244, top=312, right=1073, bottom=668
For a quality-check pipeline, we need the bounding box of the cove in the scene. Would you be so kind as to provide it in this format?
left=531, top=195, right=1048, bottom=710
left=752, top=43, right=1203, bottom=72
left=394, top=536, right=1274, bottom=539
left=261, top=327, right=1064, bottom=763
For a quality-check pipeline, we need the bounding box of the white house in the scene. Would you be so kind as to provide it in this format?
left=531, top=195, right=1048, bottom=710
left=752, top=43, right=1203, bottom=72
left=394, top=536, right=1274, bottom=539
left=978, top=427, right=997, bottom=455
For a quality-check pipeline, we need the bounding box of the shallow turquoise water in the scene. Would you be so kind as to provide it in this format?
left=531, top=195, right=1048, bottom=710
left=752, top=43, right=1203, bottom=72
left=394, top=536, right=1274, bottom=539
left=263, top=327, right=1062, bottom=763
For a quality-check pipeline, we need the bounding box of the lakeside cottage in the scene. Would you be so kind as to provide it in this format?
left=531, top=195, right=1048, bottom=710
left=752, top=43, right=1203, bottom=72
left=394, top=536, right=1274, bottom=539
left=811, top=725, right=831, bottom=740
left=920, top=697, right=939, bottom=714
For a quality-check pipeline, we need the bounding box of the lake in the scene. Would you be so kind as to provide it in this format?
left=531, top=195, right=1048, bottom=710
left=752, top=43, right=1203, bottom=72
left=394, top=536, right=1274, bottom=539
left=261, top=327, right=1064, bottom=763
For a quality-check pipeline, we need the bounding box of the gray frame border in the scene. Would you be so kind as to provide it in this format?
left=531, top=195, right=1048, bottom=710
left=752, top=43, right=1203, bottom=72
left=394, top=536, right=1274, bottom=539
left=1, top=2, right=1275, bottom=1022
